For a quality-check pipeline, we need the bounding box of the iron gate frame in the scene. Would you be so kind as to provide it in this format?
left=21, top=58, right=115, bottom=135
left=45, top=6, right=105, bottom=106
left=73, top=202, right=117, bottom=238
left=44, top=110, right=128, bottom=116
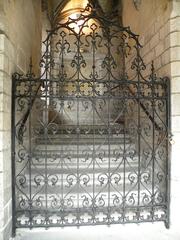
left=11, top=1, right=171, bottom=235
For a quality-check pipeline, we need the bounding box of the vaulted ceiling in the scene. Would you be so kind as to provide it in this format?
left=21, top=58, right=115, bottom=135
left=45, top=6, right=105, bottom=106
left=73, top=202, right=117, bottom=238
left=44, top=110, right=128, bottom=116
left=42, top=0, right=121, bottom=25
left=52, top=0, right=65, bottom=11
left=51, top=0, right=121, bottom=16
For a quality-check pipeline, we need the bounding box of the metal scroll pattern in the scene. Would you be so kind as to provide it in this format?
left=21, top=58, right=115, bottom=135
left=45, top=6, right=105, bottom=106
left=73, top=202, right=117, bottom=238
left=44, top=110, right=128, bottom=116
left=12, top=4, right=170, bottom=229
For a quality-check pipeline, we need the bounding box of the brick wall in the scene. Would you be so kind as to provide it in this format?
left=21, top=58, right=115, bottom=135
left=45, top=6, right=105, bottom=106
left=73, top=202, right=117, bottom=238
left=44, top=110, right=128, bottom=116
left=0, top=1, right=42, bottom=240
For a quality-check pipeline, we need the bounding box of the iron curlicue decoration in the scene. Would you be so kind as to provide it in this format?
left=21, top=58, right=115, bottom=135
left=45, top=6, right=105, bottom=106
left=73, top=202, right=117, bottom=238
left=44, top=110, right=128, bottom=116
left=11, top=2, right=171, bottom=234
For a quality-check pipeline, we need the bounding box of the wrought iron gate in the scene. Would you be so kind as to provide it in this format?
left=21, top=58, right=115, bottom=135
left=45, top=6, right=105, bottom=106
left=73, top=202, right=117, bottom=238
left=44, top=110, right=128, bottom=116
left=12, top=2, right=171, bottom=231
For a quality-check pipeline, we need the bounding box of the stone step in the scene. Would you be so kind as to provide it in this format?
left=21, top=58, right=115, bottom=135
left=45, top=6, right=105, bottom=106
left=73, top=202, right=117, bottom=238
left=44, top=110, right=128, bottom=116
left=36, top=124, right=126, bottom=134
left=17, top=130, right=140, bottom=216
left=33, top=143, right=134, bottom=152
left=22, top=162, right=140, bottom=191
left=36, top=133, right=128, bottom=139
left=18, top=187, right=140, bottom=203
left=30, top=148, right=138, bottom=166
left=34, top=127, right=128, bottom=136
left=29, top=167, right=139, bottom=174
left=17, top=186, right=145, bottom=217
left=35, top=135, right=131, bottom=145
left=30, top=158, right=138, bottom=169
left=31, top=150, right=137, bottom=160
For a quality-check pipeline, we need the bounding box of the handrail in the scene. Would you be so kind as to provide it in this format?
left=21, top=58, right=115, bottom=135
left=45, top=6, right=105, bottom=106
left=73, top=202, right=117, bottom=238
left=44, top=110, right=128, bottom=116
left=18, top=81, right=162, bottom=144
left=18, top=81, right=43, bottom=144
left=18, top=75, right=163, bottom=144
left=128, top=85, right=162, bottom=131
left=111, top=83, right=162, bottom=132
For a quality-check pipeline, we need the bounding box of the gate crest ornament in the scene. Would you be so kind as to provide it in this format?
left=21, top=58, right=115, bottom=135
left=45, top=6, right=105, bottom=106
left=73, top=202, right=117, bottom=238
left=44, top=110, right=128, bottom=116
left=12, top=2, right=171, bottom=233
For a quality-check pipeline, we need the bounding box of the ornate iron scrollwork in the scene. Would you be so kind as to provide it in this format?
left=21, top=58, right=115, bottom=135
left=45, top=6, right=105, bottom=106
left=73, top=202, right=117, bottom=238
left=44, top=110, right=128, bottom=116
left=12, top=2, right=170, bottom=231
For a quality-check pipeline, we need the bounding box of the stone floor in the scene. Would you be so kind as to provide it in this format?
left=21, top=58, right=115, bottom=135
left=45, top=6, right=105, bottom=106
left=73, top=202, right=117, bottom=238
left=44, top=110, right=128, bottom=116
left=13, top=222, right=180, bottom=240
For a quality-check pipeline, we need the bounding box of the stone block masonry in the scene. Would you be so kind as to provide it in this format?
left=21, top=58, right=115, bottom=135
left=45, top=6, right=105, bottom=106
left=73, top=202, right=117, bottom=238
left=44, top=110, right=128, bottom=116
left=122, top=0, right=180, bottom=239
left=0, top=1, right=42, bottom=240
left=0, top=32, right=13, bottom=240
left=169, top=2, right=180, bottom=232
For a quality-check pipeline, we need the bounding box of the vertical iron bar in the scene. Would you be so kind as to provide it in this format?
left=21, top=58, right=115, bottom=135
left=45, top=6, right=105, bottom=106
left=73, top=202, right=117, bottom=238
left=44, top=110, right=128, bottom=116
left=60, top=31, right=65, bottom=225
left=60, top=100, right=64, bottom=224
left=107, top=27, right=111, bottom=224
left=28, top=67, right=33, bottom=228
left=44, top=39, right=50, bottom=227
left=165, top=77, right=171, bottom=229
left=122, top=37, right=127, bottom=222
left=77, top=97, right=80, bottom=225
left=151, top=63, right=155, bottom=222
left=11, top=75, right=17, bottom=237
left=137, top=51, right=141, bottom=221
left=76, top=30, right=80, bottom=225
left=122, top=100, right=126, bottom=222
left=92, top=26, right=95, bottom=224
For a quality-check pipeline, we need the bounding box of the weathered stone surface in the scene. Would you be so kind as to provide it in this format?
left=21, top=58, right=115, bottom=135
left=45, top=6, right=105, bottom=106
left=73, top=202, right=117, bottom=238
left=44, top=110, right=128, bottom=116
left=122, top=1, right=180, bottom=239
left=0, top=94, right=11, bottom=113
left=155, top=42, right=165, bottom=58
left=171, top=46, right=180, bottom=61
left=0, top=1, right=42, bottom=239
left=171, top=61, right=180, bottom=76
left=0, top=72, right=11, bottom=96
left=153, top=56, right=161, bottom=70
left=170, top=31, right=180, bottom=47
left=161, top=49, right=170, bottom=66
left=171, top=76, right=180, bottom=93
left=172, top=94, right=180, bottom=115
left=150, top=32, right=159, bottom=49
left=171, top=0, right=180, bottom=18
left=0, top=54, right=9, bottom=74
left=172, top=116, right=180, bottom=132
left=170, top=16, right=180, bottom=32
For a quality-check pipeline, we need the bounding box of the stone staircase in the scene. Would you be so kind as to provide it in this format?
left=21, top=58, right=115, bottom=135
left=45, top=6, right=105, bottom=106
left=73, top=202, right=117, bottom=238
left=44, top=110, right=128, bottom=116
left=17, top=126, right=141, bottom=224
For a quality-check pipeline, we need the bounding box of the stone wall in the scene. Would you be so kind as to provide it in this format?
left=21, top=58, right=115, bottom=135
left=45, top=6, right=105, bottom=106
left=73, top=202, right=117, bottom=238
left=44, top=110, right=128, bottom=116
left=122, top=0, right=171, bottom=76
left=169, top=0, right=180, bottom=232
left=122, top=0, right=180, bottom=238
left=0, top=1, right=42, bottom=240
